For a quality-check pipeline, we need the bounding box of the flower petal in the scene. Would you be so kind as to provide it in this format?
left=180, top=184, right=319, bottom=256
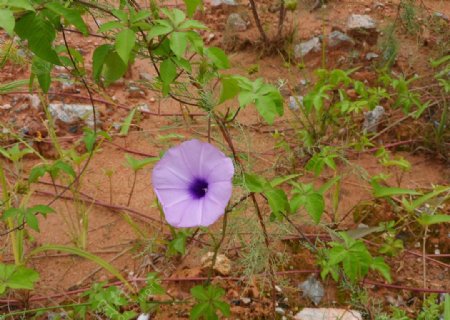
left=201, top=198, right=226, bottom=226
left=178, top=199, right=203, bottom=227
left=205, top=158, right=234, bottom=183
left=152, top=149, right=193, bottom=189
left=177, top=139, right=205, bottom=177
left=206, top=181, right=233, bottom=208
left=154, top=188, right=192, bottom=208
left=163, top=198, right=203, bottom=228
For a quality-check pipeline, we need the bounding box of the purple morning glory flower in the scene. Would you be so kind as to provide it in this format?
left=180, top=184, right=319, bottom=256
left=152, top=139, right=234, bottom=228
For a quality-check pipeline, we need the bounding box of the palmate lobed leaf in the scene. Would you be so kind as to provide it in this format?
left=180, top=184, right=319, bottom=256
left=0, top=264, right=39, bottom=294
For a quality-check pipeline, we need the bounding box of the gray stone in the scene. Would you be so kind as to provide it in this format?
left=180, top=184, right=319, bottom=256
left=347, top=14, right=377, bottom=30
left=347, top=14, right=378, bottom=45
left=363, top=105, right=385, bottom=133
left=328, top=31, right=354, bottom=48
left=137, top=314, right=150, bottom=320
left=240, top=297, right=251, bottom=305
left=226, top=13, right=247, bottom=32
left=211, top=0, right=236, bottom=6
left=0, top=104, right=12, bottom=110
left=128, top=85, right=146, bottom=98
left=28, top=94, right=41, bottom=109
left=289, top=96, right=304, bottom=111
left=275, top=307, right=285, bottom=315
left=139, top=72, right=154, bottom=82
left=48, top=103, right=100, bottom=128
left=434, top=12, right=449, bottom=22
left=365, top=52, right=379, bottom=60
left=137, top=103, right=150, bottom=113
left=295, top=308, right=362, bottom=320
left=298, top=275, right=324, bottom=306
left=294, top=37, right=321, bottom=59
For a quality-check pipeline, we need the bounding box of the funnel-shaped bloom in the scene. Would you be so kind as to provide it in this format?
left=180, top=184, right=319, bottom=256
left=152, top=139, right=234, bottom=228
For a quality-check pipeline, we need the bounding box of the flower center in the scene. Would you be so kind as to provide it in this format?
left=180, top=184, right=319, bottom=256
left=189, top=178, right=209, bottom=199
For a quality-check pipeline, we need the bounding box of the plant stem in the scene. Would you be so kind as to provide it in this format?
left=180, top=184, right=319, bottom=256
left=0, top=163, right=19, bottom=265
left=422, top=225, right=428, bottom=297
left=277, top=0, right=286, bottom=39
left=2, top=303, right=91, bottom=318
left=248, top=0, right=269, bottom=44
left=127, top=171, right=138, bottom=207
left=208, top=213, right=228, bottom=282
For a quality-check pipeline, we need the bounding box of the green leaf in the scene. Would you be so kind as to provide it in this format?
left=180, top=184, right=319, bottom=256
left=190, top=303, right=209, bottom=320
left=25, top=212, right=40, bottom=231
left=0, top=264, right=39, bottom=294
left=243, top=173, right=268, bottom=193
left=6, top=0, right=35, bottom=11
left=160, top=58, right=177, bottom=84
left=146, top=22, right=173, bottom=39
left=30, top=245, right=133, bottom=291
left=92, top=44, right=112, bottom=82
left=29, top=165, right=47, bottom=183
left=119, top=108, right=137, bottom=136
left=418, top=214, right=450, bottom=226
left=444, top=294, right=450, bottom=320
left=103, top=50, right=127, bottom=86
left=131, top=10, right=151, bottom=24
left=219, top=76, right=239, bottom=103
left=270, top=174, right=300, bottom=188
left=28, top=205, right=54, bottom=216
left=170, top=31, right=188, bottom=57
left=184, top=0, right=202, bottom=17
left=0, top=79, right=30, bottom=94
left=190, top=285, right=208, bottom=301
left=304, top=192, right=324, bottom=224
left=371, top=181, right=421, bottom=198
left=115, top=28, right=136, bottom=64
left=53, top=161, right=76, bottom=179
left=125, top=154, right=158, bottom=171
left=205, top=47, right=229, bottom=69
left=98, top=20, right=124, bottom=33
left=255, top=95, right=279, bottom=125
left=265, top=188, right=289, bottom=219
left=45, top=3, right=88, bottom=36
left=371, top=257, right=392, bottom=283
left=15, top=12, right=60, bottom=64
left=407, top=186, right=450, bottom=212
left=0, top=9, right=15, bottom=36
left=31, top=56, right=52, bottom=93
left=168, top=232, right=187, bottom=255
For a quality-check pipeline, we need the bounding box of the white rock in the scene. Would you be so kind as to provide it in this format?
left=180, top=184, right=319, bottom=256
left=347, top=14, right=377, bottom=30
left=328, top=31, right=355, bottom=48
left=226, top=13, right=247, bottom=32
left=275, top=307, right=285, bottom=315
left=0, top=104, right=12, bottom=110
left=299, top=276, right=324, bottom=306
left=211, top=0, right=236, bottom=6
left=289, top=96, right=304, bottom=111
left=294, top=37, right=321, bottom=59
left=137, top=314, right=150, bottom=320
left=295, top=308, right=362, bottom=320
left=363, top=105, right=385, bottom=133
left=28, top=94, right=41, bottom=109
left=48, top=103, right=100, bottom=128
left=201, top=252, right=232, bottom=276
left=365, top=52, right=379, bottom=60
left=137, top=103, right=150, bottom=112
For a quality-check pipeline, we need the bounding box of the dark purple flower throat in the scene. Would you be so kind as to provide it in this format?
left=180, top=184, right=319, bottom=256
left=189, top=178, right=209, bottom=199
